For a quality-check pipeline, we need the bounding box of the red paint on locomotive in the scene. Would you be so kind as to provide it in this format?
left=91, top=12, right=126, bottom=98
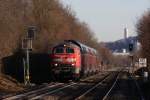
left=49, top=40, right=100, bottom=80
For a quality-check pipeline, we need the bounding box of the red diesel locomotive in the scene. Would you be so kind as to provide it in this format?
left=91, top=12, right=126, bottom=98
left=50, top=40, right=100, bottom=80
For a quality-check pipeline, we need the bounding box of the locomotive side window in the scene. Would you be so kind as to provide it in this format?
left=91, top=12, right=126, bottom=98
left=66, top=47, right=74, bottom=53
left=54, top=48, right=64, bottom=53
left=82, top=47, right=87, bottom=54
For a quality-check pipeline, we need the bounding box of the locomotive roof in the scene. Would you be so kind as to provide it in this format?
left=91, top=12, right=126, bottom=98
left=54, top=42, right=78, bottom=48
left=64, top=40, right=97, bottom=54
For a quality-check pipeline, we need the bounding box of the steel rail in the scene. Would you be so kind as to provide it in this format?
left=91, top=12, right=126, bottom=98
left=3, top=83, right=63, bottom=100
left=102, top=70, right=144, bottom=100
left=30, top=72, right=110, bottom=100
left=102, top=72, right=120, bottom=100
left=30, top=82, right=77, bottom=100
left=74, top=73, right=113, bottom=100
left=130, top=73, right=145, bottom=100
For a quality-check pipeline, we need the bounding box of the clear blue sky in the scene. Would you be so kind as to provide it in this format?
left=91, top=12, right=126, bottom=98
left=61, top=0, right=149, bottom=42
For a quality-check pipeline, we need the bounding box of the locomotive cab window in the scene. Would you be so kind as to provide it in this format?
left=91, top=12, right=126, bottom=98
left=54, top=48, right=64, bottom=53
left=66, top=47, right=74, bottom=53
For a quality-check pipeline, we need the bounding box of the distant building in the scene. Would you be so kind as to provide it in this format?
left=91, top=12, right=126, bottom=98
left=123, top=49, right=127, bottom=53
left=113, top=49, right=130, bottom=56
left=105, top=29, right=139, bottom=54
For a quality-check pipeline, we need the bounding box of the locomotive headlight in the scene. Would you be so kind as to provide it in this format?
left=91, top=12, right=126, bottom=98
left=54, top=63, right=58, bottom=66
left=71, top=64, right=75, bottom=66
left=66, top=58, right=76, bottom=62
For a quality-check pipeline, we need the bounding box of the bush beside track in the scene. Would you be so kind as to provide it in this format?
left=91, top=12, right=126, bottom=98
left=2, top=52, right=52, bottom=84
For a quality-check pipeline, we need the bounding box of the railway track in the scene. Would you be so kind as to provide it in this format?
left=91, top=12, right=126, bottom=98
left=2, top=82, right=67, bottom=100
left=102, top=72, right=145, bottom=100
left=29, top=71, right=117, bottom=100
left=74, top=71, right=119, bottom=100
left=28, top=69, right=142, bottom=100
left=29, top=72, right=110, bottom=100
left=30, top=82, right=77, bottom=100
left=2, top=71, right=127, bottom=100
left=1, top=72, right=109, bottom=100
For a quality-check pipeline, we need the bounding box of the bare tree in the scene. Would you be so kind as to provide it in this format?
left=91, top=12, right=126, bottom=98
left=137, top=10, right=150, bottom=70
left=0, top=0, right=111, bottom=71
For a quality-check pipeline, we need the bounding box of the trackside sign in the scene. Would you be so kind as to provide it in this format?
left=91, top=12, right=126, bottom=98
left=139, top=58, right=147, bottom=67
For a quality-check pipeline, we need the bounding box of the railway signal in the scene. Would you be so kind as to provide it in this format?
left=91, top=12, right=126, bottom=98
left=27, top=26, right=36, bottom=39
left=22, top=26, right=36, bottom=85
left=128, top=43, right=134, bottom=52
left=128, top=43, right=134, bottom=73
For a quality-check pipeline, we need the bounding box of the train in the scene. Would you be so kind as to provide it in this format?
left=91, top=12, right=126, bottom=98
left=49, top=40, right=101, bottom=80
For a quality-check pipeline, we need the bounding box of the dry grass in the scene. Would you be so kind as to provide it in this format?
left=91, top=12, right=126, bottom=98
left=0, top=74, right=24, bottom=92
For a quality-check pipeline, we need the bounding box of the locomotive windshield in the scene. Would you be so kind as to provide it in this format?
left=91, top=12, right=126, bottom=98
left=66, top=47, right=74, bottom=53
left=54, top=48, right=64, bottom=53
left=53, top=47, right=74, bottom=54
